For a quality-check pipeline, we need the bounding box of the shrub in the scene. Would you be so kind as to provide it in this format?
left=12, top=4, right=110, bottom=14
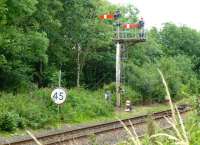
left=0, top=112, right=19, bottom=131
left=126, top=55, right=200, bottom=103
left=103, top=83, right=116, bottom=93
left=0, top=88, right=115, bottom=131
left=122, top=86, right=142, bottom=105
left=65, top=88, right=114, bottom=122
left=19, top=104, right=53, bottom=129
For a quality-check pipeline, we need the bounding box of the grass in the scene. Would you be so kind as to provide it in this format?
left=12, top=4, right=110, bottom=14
left=5, top=69, right=199, bottom=145
left=117, top=69, right=194, bottom=145
left=0, top=98, right=189, bottom=139
left=150, top=69, right=189, bottom=145
left=0, top=88, right=113, bottom=137
left=0, top=74, right=195, bottom=138
left=89, top=99, right=190, bottom=124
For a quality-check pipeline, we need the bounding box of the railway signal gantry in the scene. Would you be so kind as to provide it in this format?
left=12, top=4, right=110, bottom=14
left=99, top=10, right=146, bottom=107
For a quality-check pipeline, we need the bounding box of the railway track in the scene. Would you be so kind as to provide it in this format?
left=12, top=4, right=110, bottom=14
left=1, top=104, right=191, bottom=145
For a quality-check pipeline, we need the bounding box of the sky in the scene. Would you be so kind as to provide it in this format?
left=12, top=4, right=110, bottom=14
left=108, top=0, right=200, bottom=30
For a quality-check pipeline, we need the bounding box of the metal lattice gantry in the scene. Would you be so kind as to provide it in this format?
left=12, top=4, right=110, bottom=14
left=113, top=30, right=147, bottom=43
left=114, top=30, right=146, bottom=107
left=98, top=10, right=147, bottom=107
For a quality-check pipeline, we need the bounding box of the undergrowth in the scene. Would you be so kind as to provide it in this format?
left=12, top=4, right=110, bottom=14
left=0, top=88, right=114, bottom=132
left=118, top=69, right=200, bottom=145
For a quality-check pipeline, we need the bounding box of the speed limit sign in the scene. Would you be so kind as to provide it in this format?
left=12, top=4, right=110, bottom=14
left=51, top=88, right=67, bottom=105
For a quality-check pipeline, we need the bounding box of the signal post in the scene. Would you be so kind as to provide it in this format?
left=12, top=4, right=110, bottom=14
left=99, top=11, right=146, bottom=108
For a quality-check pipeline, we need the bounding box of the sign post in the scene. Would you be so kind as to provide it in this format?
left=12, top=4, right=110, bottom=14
left=58, top=70, right=61, bottom=87
left=51, top=70, right=67, bottom=127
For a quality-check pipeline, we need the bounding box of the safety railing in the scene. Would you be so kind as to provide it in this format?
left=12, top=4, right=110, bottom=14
left=114, top=29, right=147, bottom=41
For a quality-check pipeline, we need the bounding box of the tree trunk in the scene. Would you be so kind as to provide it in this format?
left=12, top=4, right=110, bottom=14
left=77, top=45, right=81, bottom=88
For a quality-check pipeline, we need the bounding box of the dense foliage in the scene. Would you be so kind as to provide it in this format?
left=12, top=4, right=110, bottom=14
left=0, top=0, right=116, bottom=91
left=1, top=0, right=199, bottom=95
left=0, top=0, right=200, bottom=131
left=126, top=24, right=200, bottom=103
left=0, top=88, right=113, bottom=131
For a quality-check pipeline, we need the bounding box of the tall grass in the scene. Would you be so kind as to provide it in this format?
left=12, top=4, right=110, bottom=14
left=150, top=69, right=189, bottom=145
left=0, top=88, right=114, bottom=132
left=15, top=70, right=193, bottom=145
left=120, top=69, right=190, bottom=145
left=26, top=130, right=43, bottom=145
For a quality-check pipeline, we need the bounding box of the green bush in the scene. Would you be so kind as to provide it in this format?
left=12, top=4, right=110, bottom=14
left=65, top=88, right=114, bottom=122
left=0, top=112, right=19, bottom=131
left=17, top=116, right=27, bottom=129
left=0, top=88, right=114, bottom=131
left=103, top=83, right=116, bottom=93
left=19, top=104, right=53, bottom=129
left=122, top=86, right=141, bottom=104
left=126, top=55, right=200, bottom=103
left=126, top=62, right=165, bottom=103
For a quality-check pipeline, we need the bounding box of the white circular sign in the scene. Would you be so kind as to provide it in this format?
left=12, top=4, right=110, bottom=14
left=51, top=88, right=67, bottom=105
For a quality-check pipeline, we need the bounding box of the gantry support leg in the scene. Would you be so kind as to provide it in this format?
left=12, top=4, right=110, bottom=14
left=116, top=42, right=121, bottom=107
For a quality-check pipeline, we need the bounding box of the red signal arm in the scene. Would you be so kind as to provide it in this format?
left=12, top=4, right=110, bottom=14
left=99, top=14, right=114, bottom=20
left=123, top=23, right=139, bottom=29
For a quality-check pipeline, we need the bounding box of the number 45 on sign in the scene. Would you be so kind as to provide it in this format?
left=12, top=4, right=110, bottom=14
left=51, top=88, right=67, bottom=105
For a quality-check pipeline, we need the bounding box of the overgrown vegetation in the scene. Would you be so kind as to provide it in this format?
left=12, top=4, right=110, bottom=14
left=1, top=0, right=199, bottom=96
left=118, top=70, right=200, bottom=145
left=0, top=0, right=200, bottom=134
left=0, top=88, right=113, bottom=132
